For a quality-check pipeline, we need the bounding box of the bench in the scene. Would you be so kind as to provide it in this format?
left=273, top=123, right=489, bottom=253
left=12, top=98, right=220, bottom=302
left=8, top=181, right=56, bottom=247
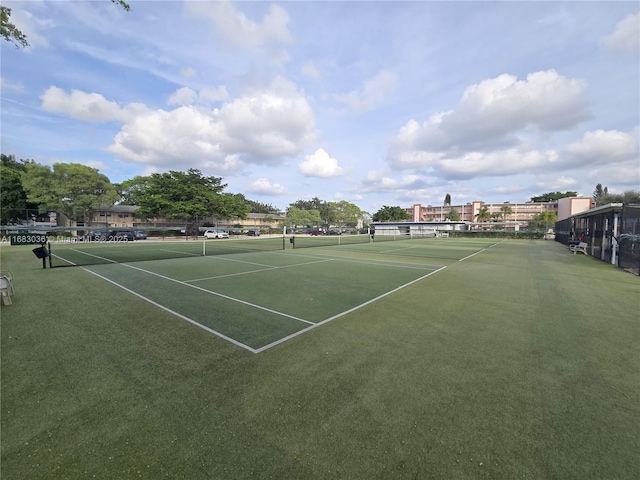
left=570, top=242, right=588, bottom=255
left=0, top=270, right=15, bottom=305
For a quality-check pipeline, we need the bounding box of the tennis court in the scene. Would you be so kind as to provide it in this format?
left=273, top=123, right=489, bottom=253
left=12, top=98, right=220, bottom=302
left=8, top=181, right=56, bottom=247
left=45, top=236, right=496, bottom=352
left=2, top=237, right=638, bottom=480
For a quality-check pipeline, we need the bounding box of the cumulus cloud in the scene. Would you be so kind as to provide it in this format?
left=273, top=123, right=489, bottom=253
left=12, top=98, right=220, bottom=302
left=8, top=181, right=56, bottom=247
left=298, top=148, right=348, bottom=177
left=334, top=70, right=397, bottom=112
left=603, top=13, right=640, bottom=50
left=40, top=86, right=148, bottom=123
left=563, top=129, right=638, bottom=163
left=104, top=77, right=316, bottom=173
left=186, top=0, right=291, bottom=49
left=246, top=178, right=286, bottom=195
left=386, top=70, right=600, bottom=179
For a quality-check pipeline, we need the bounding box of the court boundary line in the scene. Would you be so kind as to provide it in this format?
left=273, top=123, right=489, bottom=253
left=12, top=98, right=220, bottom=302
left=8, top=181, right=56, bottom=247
left=253, top=265, right=448, bottom=353
left=77, top=252, right=450, bottom=354
left=185, top=258, right=334, bottom=282
left=120, top=262, right=315, bottom=325
left=82, top=267, right=260, bottom=354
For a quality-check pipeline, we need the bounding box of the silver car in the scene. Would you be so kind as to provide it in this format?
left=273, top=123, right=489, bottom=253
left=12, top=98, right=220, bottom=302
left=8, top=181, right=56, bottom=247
left=204, top=229, right=229, bottom=239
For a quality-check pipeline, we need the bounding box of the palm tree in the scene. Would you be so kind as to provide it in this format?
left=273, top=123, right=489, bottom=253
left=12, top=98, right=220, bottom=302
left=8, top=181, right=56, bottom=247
left=500, top=205, right=513, bottom=222
left=475, top=206, right=491, bottom=222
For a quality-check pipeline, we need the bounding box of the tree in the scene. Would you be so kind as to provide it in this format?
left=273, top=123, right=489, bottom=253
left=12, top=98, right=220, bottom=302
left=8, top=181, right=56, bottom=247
left=128, top=169, right=245, bottom=221
left=1, top=6, right=28, bottom=48
left=596, top=189, right=640, bottom=206
left=530, top=191, right=578, bottom=202
left=245, top=199, right=281, bottom=214
left=499, top=204, right=513, bottom=221
left=475, top=206, right=491, bottom=222
left=372, top=206, right=410, bottom=222
left=288, top=197, right=337, bottom=226
left=328, top=200, right=363, bottom=229
left=284, top=206, right=321, bottom=228
left=444, top=208, right=460, bottom=221
left=21, top=162, right=119, bottom=224
left=528, top=211, right=557, bottom=231
left=1, top=1, right=130, bottom=48
left=593, top=184, right=607, bottom=205
left=444, top=193, right=451, bottom=206
left=0, top=154, right=38, bottom=224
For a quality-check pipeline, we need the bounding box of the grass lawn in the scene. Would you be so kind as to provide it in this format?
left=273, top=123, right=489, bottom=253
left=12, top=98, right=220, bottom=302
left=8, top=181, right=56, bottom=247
left=1, top=239, right=638, bottom=479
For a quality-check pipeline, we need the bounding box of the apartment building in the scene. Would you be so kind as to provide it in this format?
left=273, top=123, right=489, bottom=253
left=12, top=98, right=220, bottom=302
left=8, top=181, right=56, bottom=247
left=407, top=197, right=593, bottom=226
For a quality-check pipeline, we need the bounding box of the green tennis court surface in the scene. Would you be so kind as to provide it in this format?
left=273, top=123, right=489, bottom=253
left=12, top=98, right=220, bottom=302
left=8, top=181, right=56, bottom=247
left=84, top=249, right=446, bottom=352
left=4, top=238, right=637, bottom=479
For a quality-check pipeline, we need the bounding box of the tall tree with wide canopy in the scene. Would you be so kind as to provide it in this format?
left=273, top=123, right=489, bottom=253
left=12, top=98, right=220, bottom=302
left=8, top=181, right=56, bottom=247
left=129, top=169, right=248, bottom=221
left=21, top=162, right=119, bottom=224
left=372, top=206, right=410, bottom=222
left=328, top=201, right=363, bottom=228
left=530, top=191, right=578, bottom=202
left=284, top=207, right=321, bottom=228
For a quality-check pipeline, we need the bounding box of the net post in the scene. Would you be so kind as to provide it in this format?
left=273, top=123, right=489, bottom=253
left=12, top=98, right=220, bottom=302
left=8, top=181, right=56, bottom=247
left=47, top=242, right=52, bottom=268
left=202, top=240, right=206, bottom=256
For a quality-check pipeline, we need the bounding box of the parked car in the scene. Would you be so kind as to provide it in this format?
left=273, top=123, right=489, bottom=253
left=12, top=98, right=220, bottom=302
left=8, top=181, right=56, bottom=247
left=328, top=230, right=341, bottom=235
left=134, top=230, right=147, bottom=240
left=112, top=230, right=135, bottom=241
left=308, top=229, right=325, bottom=236
left=246, top=230, right=260, bottom=236
left=204, top=229, right=229, bottom=239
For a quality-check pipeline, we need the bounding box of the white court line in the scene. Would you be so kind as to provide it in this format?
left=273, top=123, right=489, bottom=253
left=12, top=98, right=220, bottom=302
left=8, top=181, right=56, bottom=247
left=254, top=265, right=448, bottom=353
left=120, top=263, right=315, bottom=325
left=81, top=268, right=259, bottom=354
left=458, top=241, right=502, bottom=262
left=186, top=259, right=333, bottom=282
left=458, top=250, right=485, bottom=262
left=158, top=248, right=200, bottom=257
left=379, top=245, right=422, bottom=254
left=280, top=251, right=440, bottom=270
left=69, top=248, right=117, bottom=263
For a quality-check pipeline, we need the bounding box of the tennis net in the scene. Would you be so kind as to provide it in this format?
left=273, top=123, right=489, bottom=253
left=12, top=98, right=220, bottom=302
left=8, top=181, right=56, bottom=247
left=46, top=236, right=285, bottom=267
left=291, top=233, right=372, bottom=249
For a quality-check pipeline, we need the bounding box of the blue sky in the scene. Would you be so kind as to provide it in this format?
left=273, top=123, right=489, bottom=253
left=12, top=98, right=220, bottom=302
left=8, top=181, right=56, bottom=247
left=1, top=1, right=638, bottom=213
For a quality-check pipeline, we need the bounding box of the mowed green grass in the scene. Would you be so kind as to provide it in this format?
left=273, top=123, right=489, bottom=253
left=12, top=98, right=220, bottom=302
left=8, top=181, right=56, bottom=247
left=1, top=239, right=638, bottom=479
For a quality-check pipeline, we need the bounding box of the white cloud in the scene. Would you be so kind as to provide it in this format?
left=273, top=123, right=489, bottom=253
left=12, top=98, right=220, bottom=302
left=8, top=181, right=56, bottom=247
left=167, top=86, right=229, bottom=106
left=246, top=178, right=286, bottom=195
left=167, top=87, right=198, bottom=106
left=40, top=86, right=148, bottom=123
left=603, top=13, right=640, bottom=50
left=106, top=77, right=316, bottom=173
left=0, top=77, right=24, bottom=93
left=334, top=70, right=397, bottom=112
left=387, top=70, right=595, bottom=179
left=533, top=175, right=578, bottom=191
left=199, top=86, right=229, bottom=103
left=563, top=130, right=638, bottom=163
left=298, top=148, right=348, bottom=178
left=186, top=0, right=291, bottom=49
